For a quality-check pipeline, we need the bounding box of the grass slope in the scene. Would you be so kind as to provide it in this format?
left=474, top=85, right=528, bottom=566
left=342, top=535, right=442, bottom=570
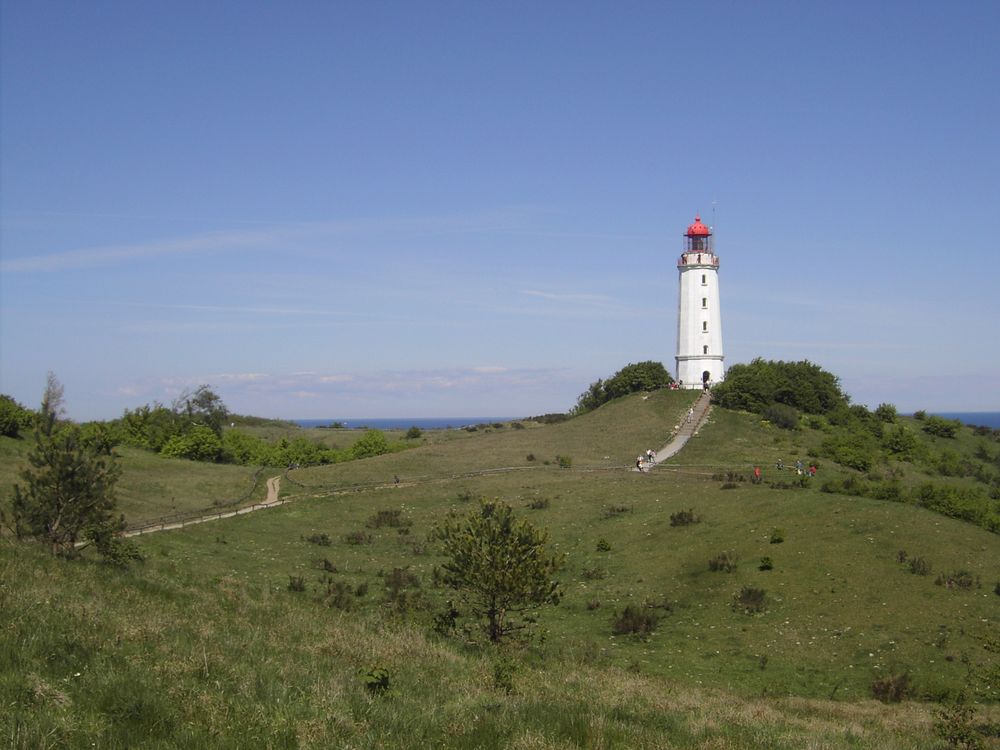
left=2, top=392, right=999, bottom=748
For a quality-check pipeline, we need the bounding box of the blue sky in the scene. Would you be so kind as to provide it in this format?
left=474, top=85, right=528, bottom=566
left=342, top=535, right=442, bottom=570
left=2, top=1, right=998, bottom=420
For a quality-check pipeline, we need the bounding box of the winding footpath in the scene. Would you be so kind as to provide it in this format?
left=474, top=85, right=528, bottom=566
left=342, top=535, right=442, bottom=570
left=122, top=475, right=283, bottom=538
left=123, top=395, right=711, bottom=537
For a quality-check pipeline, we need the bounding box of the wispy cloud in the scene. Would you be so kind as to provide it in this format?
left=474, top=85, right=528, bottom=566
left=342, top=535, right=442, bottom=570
left=0, top=227, right=291, bottom=273
left=0, top=207, right=557, bottom=274
left=521, top=290, right=614, bottom=305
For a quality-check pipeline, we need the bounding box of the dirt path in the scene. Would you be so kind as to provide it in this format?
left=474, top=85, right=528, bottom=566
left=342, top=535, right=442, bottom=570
left=122, top=475, right=283, bottom=538
left=122, top=397, right=712, bottom=538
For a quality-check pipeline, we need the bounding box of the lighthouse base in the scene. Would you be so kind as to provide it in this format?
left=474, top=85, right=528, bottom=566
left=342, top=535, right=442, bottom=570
left=676, top=356, right=724, bottom=390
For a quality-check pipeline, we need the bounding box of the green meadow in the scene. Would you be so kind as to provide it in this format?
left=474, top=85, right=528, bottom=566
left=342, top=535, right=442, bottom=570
left=3, top=389, right=999, bottom=748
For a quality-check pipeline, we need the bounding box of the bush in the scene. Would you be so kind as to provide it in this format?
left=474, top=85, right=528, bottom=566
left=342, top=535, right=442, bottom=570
left=711, top=358, right=847, bottom=415
left=367, top=509, right=411, bottom=529
left=0, top=394, right=32, bottom=437
left=923, top=416, right=961, bottom=439
left=288, top=575, right=306, bottom=592
left=581, top=567, right=607, bottom=580
left=936, top=571, right=976, bottom=589
left=770, top=528, right=785, bottom=544
left=351, top=429, right=389, bottom=459
left=762, top=403, right=800, bottom=430
left=305, top=533, right=332, bottom=546
left=612, top=605, right=659, bottom=635
left=405, top=426, right=422, bottom=440
left=670, top=509, right=700, bottom=527
left=360, top=667, right=391, bottom=696
left=526, top=453, right=536, bottom=462
left=160, top=425, right=223, bottom=462
left=759, top=556, right=774, bottom=571
left=708, top=552, right=738, bottom=572
left=602, top=504, right=631, bottom=518
left=556, top=455, right=572, bottom=469
left=528, top=497, right=550, bottom=510
left=875, top=403, right=898, bottom=423
left=322, top=579, right=355, bottom=610
left=733, top=586, right=767, bottom=614
left=574, top=361, right=673, bottom=414
left=909, top=557, right=932, bottom=576
left=345, top=531, right=373, bottom=545
left=596, top=538, right=611, bottom=552
left=871, top=672, right=912, bottom=703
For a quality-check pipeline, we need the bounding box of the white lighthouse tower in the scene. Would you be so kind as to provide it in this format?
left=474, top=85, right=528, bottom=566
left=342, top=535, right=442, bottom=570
left=675, top=215, right=724, bottom=389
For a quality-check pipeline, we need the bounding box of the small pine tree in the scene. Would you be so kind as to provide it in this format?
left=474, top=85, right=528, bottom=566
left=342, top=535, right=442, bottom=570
left=432, top=499, right=563, bottom=643
left=9, top=376, right=136, bottom=562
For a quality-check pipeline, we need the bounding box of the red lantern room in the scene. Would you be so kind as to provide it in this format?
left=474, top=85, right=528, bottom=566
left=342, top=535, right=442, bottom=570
left=684, top=215, right=712, bottom=253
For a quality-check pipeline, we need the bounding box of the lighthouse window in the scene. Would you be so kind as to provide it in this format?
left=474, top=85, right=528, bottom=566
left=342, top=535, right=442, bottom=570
left=701, top=274, right=706, bottom=285
left=702, top=297, right=707, bottom=308
left=702, top=321, right=708, bottom=332
left=703, top=345, right=708, bottom=354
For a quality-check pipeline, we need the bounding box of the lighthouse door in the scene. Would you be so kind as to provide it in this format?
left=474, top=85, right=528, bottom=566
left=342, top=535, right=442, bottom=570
left=702, top=371, right=711, bottom=386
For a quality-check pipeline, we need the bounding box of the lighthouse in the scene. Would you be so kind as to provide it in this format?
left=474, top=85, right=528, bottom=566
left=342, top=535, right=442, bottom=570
left=675, top=215, right=724, bottom=389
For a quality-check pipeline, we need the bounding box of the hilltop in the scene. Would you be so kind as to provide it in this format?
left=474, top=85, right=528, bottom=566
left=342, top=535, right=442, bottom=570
left=2, top=388, right=999, bottom=748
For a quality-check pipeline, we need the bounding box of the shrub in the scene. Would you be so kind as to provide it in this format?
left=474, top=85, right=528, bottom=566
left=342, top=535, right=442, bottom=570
left=367, top=509, right=411, bottom=529
left=360, top=667, right=391, bottom=696
left=762, top=402, right=800, bottom=430
left=913, top=410, right=927, bottom=420
left=909, top=557, right=932, bottom=576
left=581, top=567, right=606, bottom=580
left=323, top=579, right=354, bottom=610
left=875, top=403, right=898, bottom=423
left=288, top=575, right=306, bottom=592
left=602, top=504, right=631, bottom=518
left=405, top=426, right=422, bottom=440
left=526, top=453, right=536, bottom=462
left=670, top=509, right=700, bottom=526
left=556, top=455, right=572, bottom=469
left=758, top=556, right=774, bottom=571
left=351, top=429, right=389, bottom=459
left=596, top=538, right=611, bottom=552
left=871, top=672, right=912, bottom=703
left=923, top=415, right=961, bottom=439
left=934, top=695, right=984, bottom=750
left=936, top=571, right=976, bottom=589
left=160, top=425, right=223, bottom=462
left=574, top=361, right=673, bottom=414
left=733, top=586, right=767, bottom=614
left=345, top=531, right=373, bottom=545
left=0, top=394, right=32, bottom=437
left=708, top=552, right=738, bottom=572
left=527, top=497, right=550, bottom=510
left=770, top=528, right=785, bottom=544
left=586, top=600, right=601, bottom=610
left=612, top=605, right=659, bottom=636
left=305, top=532, right=332, bottom=546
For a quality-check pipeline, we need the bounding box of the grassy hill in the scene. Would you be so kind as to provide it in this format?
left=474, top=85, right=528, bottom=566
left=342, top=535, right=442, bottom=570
left=2, top=391, right=999, bottom=748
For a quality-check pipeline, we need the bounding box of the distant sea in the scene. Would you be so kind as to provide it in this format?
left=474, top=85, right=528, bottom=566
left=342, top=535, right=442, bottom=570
left=930, top=412, right=1000, bottom=429
left=293, top=417, right=520, bottom=430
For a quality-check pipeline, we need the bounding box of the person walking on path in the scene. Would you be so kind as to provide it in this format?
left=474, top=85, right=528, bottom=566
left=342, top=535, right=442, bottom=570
left=753, top=465, right=762, bottom=484
left=636, top=456, right=644, bottom=472
left=646, top=448, right=655, bottom=465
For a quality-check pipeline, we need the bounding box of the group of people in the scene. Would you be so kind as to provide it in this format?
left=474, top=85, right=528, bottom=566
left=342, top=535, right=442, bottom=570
left=635, top=448, right=656, bottom=472
left=759, top=458, right=818, bottom=480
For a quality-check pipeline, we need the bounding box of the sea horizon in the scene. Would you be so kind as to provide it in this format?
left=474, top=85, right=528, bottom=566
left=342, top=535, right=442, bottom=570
left=292, top=416, right=522, bottom=430
left=292, top=411, right=1000, bottom=431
